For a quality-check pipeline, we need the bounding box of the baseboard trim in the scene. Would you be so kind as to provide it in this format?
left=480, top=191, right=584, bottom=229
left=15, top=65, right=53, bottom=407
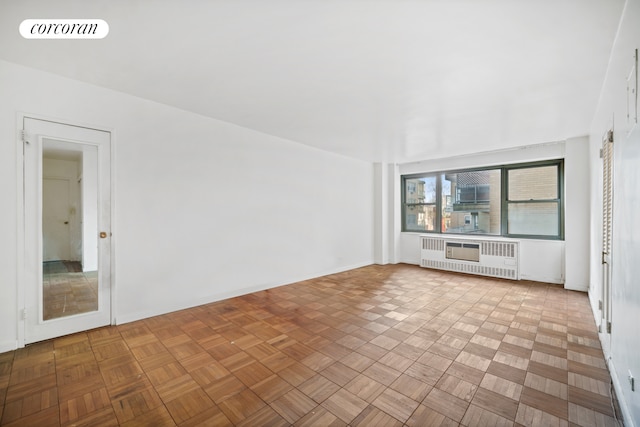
left=607, top=357, right=635, bottom=427
left=563, top=282, right=589, bottom=292
left=115, top=260, right=373, bottom=325
left=0, top=340, right=17, bottom=354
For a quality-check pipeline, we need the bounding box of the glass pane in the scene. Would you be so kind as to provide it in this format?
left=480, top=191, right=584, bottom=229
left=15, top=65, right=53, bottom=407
left=42, top=139, right=99, bottom=320
left=508, top=165, right=558, bottom=200
left=405, top=205, right=437, bottom=231
left=405, top=176, right=436, bottom=204
left=442, top=170, right=501, bottom=234
left=508, top=202, right=559, bottom=235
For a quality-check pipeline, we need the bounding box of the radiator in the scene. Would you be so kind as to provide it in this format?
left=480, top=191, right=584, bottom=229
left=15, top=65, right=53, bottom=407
left=420, top=236, right=519, bottom=280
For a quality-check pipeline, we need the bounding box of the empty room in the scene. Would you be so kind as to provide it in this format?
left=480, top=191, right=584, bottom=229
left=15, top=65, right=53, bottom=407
left=0, top=0, right=639, bottom=426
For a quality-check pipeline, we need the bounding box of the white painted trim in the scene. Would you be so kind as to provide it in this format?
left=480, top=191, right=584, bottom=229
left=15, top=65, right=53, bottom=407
left=408, top=233, right=529, bottom=243
left=115, top=260, right=373, bottom=325
left=607, top=357, right=635, bottom=427
left=588, top=287, right=631, bottom=426
left=563, top=282, right=589, bottom=292
left=16, top=113, right=25, bottom=348
left=109, top=128, right=117, bottom=326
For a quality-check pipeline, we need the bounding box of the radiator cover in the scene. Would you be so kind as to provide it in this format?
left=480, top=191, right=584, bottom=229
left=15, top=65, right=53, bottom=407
left=420, top=236, right=519, bottom=280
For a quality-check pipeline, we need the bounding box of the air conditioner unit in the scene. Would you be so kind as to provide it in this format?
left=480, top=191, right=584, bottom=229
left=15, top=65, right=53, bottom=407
left=446, top=242, right=480, bottom=262
left=420, top=236, right=519, bottom=280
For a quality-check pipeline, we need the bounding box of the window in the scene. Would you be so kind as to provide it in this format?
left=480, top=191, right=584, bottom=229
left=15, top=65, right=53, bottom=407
left=505, top=164, right=562, bottom=237
left=402, top=160, right=563, bottom=239
left=441, top=169, right=501, bottom=235
left=404, top=176, right=437, bottom=231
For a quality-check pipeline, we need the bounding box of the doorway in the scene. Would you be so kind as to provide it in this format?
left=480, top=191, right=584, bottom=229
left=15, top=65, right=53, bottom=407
left=43, top=177, right=72, bottom=262
left=22, top=117, right=112, bottom=344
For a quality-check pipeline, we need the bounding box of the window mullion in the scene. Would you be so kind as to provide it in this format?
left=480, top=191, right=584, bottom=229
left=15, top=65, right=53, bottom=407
left=436, top=174, right=442, bottom=233
left=501, top=166, right=508, bottom=236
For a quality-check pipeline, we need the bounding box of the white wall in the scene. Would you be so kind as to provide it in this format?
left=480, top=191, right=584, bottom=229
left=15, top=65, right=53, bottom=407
left=589, top=0, right=640, bottom=424
left=373, top=163, right=401, bottom=265
left=519, top=239, right=565, bottom=284
left=42, top=158, right=81, bottom=262
left=394, top=141, right=589, bottom=286
left=373, top=163, right=389, bottom=264
left=0, top=60, right=374, bottom=351
left=564, top=136, right=591, bottom=291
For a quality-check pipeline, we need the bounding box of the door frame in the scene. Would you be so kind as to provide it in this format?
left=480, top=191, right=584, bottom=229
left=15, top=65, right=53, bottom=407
left=16, top=112, right=116, bottom=348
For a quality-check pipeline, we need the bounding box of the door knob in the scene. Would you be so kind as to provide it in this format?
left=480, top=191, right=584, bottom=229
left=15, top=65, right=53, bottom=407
left=100, top=232, right=108, bottom=238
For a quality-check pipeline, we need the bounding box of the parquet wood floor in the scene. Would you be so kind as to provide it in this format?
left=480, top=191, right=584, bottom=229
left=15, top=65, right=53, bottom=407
left=43, top=261, right=98, bottom=320
left=0, top=264, right=620, bottom=426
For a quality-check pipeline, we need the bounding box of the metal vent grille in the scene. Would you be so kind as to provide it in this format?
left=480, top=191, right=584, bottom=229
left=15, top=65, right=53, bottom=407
left=422, top=237, right=445, bottom=252
left=420, top=259, right=517, bottom=280
left=481, top=241, right=516, bottom=258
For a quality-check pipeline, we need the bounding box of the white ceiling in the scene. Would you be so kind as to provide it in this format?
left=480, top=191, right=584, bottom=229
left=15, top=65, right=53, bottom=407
left=0, top=0, right=625, bottom=163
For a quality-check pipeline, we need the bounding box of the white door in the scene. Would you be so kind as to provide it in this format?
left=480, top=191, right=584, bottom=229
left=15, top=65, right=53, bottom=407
left=43, top=178, right=72, bottom=261
left=23, top=117, right=112, bottom=344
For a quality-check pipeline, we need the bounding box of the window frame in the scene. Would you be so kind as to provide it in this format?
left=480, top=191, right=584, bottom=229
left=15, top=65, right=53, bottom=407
left=401, top=159, right=564, bottom=240
left=402, top=175, right=439, bottom=232
left=501, top=160, right=564, bottom=240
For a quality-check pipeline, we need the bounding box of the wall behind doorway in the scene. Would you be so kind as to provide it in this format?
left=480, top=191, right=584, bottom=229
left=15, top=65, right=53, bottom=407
left=43, top=157, right=81, bottom=263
